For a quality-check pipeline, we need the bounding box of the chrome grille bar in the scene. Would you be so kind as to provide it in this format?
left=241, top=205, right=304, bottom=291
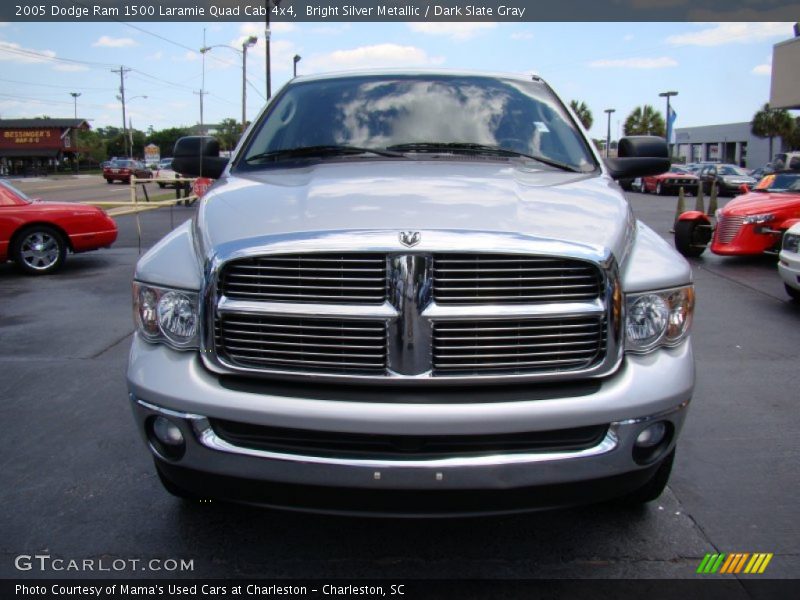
left=433, top=254, right=603, bottom=304
left=433, top=318, right=606, bottom=375
left=215, top=315, right=388, bottom=374
left=220, top=253, right=387, bottom=304
left=715, top=216, right=745, bottom=244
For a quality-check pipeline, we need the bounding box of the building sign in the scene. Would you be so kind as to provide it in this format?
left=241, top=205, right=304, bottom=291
left=144, top=144, right=160, bottom=164
left=0, top=128, right=64, bottom=150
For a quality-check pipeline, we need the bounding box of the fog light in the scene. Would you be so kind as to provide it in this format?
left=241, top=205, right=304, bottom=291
left=153, top=416, right=184, bottom=446
left=635, top=422, right=667, bottom=448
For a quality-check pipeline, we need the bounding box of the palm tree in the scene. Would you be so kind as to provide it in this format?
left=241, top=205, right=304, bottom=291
left=569, top=100, right=593, bottom=130
left=751, top=103, right=795, bottom=160
left=623, top=105, right=665, bottom=137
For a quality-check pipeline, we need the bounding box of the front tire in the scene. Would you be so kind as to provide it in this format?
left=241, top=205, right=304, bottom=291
left=12, top=225, right=67, bottom=275
left=675, top=219, right=708, bottom=258
left=623, top=450, right=675, bottom=504
left=785, top=284, right=800, bottom=302
left=656, top=182, right=663, bottom=195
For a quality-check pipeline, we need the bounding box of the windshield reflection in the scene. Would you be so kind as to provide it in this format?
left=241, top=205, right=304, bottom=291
left=240, top=75, right=596, bottom=172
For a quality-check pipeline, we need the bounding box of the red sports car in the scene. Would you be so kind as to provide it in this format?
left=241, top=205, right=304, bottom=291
left=642, top=166, right=699, bottom=195
left=0, top=179, right=118, bottom=275
left=674, top=171, right=800, bottom=258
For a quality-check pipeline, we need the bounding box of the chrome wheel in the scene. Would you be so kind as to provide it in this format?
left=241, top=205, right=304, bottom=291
left=13, top=226, right=66, bottom=275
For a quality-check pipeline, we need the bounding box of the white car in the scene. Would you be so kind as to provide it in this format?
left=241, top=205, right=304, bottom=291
left=154, top=158, right=182, bottom=189
left=778, top=222, right=800, bottom=301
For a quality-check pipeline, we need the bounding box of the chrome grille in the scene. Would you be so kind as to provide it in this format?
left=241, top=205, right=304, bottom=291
left=205, top=233, right=620, bottom=384
left=432, top=254, right=603, bottom=304
left=433, top=317, right=606, bottom=375
left=215, top=315, right=387, bottom=374
left=715, top=215, right=745, bottom=244
left=219, top=253, right=387, bottom=304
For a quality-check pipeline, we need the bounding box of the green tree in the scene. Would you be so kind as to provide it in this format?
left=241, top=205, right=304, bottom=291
left=146, top=126, right=191, bottom=157
left=751, top=103, right=795, bottom=160
left=786, top=117, right=800, bottom=151
left=569, top=100, right=593, bottom=130
left=623, top=105, right=665, bottom=137
left=76, top=130, right=107, bottom=165
left=216, top=118, right=242, bottom=151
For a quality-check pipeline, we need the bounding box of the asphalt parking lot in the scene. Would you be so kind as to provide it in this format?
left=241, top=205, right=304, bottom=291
left=1, top=179, right=798, bottom=586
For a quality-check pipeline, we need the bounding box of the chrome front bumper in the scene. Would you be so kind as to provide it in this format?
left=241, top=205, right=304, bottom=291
left=127, top=334, right=693, bottom=494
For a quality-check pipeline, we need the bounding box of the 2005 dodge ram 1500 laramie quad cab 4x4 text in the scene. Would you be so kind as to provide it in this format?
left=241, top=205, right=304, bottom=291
left=127, top=70, right=694, bottom=515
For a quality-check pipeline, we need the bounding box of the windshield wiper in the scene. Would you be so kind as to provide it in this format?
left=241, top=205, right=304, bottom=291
left=245, top=145, right=405, bottom=163
left=385, top=142, right=582, bottom=172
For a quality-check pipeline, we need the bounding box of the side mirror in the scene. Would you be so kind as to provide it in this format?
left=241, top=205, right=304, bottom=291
left=605, top=135, right=670, bottom=181
left=172, top=136, right=228, bottom=179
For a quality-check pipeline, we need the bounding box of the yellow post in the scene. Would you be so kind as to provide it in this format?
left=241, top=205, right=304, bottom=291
left=707, top=182, right=718, bottom=217
left=694, top=181, right=704, bottom=213
left=674, top=186, right=686, bottom=228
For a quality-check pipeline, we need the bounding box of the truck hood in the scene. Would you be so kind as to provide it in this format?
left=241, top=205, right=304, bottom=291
left=197, top=160, right=633, bottom=262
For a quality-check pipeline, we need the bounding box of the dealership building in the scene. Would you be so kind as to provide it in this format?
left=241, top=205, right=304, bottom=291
left=671, top=123, right=780, bottom=169
left=0, top=118, right=89, bottom=176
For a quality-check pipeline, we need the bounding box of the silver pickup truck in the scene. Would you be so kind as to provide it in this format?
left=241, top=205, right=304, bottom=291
left=127, top=70, right=694, bottom=515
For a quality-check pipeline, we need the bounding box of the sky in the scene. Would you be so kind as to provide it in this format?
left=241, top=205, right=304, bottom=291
left=0, top=20, right=795, bottom=141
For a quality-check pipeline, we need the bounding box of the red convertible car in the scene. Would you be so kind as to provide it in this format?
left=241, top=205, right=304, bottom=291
left=642, top=165, right=699, bottom=195
left=674, top=171, right=800, bottom=258
left=0, top=179, right=118, bottom=275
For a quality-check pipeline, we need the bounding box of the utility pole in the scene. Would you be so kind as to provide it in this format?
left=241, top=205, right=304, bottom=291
left=265, top=0, right=272, bottom=99
left=194, top=90, right=208, bottom=135
left=111, top=66, right=131, bottom=157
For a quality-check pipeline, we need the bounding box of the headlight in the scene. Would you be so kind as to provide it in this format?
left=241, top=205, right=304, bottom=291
left=133, top=282, right=199, bottom=349
left=625, top=286, right=694, bottom=353
left=743, top=213, right=774, bottom=224
left=784, top=233, right=800, bottom=254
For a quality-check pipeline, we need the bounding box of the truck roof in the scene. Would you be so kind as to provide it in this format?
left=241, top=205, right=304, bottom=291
left=291, top=68, right=544, bottom=84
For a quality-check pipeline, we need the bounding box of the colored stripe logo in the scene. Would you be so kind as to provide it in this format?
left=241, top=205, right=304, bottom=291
left=697, top=553, right=773, bottom=574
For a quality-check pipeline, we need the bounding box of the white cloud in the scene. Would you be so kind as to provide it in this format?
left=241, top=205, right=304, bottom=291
left=666, top=22, right=792, bottom=47
left=304, top=44, right=445, bottom=72
left=589, top=57, right=678, bottom=69
left=623, top=34, right=635, bottom=41
left=53, top=63, right=89, bottom=72
left=92, top=36, right=138, bottom=48
left=511, top=32, right=533, bottom=41
left=407, top=22, right=497, bottom=41
left=752, top=54, right=772, bottom=76
left=147, top=51, right=163, bottom=61
left=0, top=41, right=56, bottom=64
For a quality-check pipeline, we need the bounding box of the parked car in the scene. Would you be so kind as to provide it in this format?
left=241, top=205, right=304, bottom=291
left=674, top=171, right=800, bottom=258
left=0, top=179, right=117, bottom=274
left=778, top=222, right=800, bottom=301
left=103, top=159, right=152, bottom=184
left=684, top=162, right=717, bottom=174
left=154, top=158, right=181, bottom=189
left=773, top=152, right=800, bottom=171
left=696, top=163, right=756, bottom=196
left=128, top=70, right=694, bottom=514
left=749, top=165, right=775, bottom=182
left=642, top=166, right=699, bottom=195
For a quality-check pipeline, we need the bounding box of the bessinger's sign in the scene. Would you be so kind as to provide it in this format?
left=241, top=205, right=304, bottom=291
left=0, top=128, right=64, bottom=149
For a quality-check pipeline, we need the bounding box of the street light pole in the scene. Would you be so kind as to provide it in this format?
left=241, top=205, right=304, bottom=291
left=70, top=92, right=81, bottom=119
left=604, top=108, right=615, bottom=158
left=659, top=91, right=678, bottom=155
left=242, top=36, right=257, bottom=133
left=293, top=54, right=301, bottom=78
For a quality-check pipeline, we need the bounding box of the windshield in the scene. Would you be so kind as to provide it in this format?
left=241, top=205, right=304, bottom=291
left=238, top=74, right=597, bottom=173
left=754, top=173, right=800, bottom=193
left=718, top=166, right=748, bottom=176
left=0, top=179, right=32, bottom=203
